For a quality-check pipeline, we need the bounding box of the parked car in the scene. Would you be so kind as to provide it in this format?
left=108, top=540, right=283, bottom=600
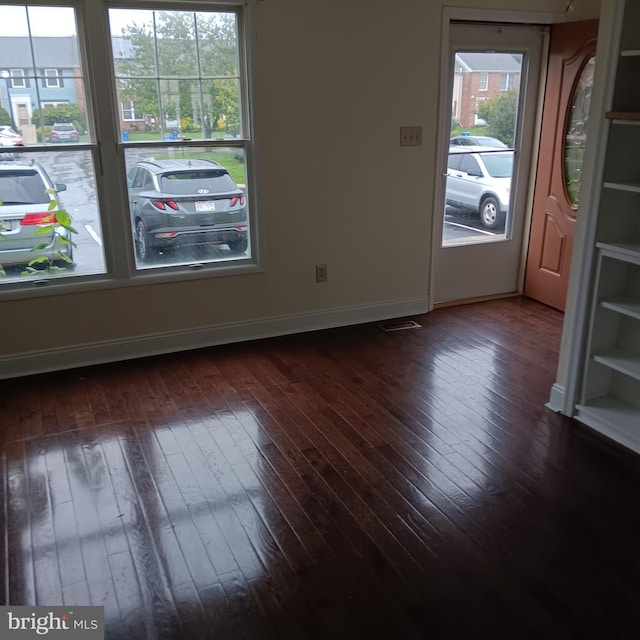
left=47, top=123, right=79, bottom=143
left=126, top=158, right=248, bottom=261
left=0, top=126, right=24, bottom=147
left=0, top=158, right=72, bottom=267
left=445, top=147, right=513, bottom=230
left=449, top=135, right=507, bottom=148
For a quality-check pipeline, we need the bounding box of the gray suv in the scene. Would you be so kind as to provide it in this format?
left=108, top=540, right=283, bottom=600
left=126, top=159, right=248, bottom=261
left=445, top=148, right=513, bottom=230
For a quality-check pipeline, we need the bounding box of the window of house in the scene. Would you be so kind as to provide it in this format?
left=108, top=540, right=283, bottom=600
left=0, top=1, right=254, bottom=290
left=121, top=100, right=139, bottom=121
left=43, top=68, right=60, bottom=88
left=478, top=72, right=488, bottom=91
left=109, top=7, right=252, bottom=270
left=499, top=73, right=514, bottom=91
left=10, top=69, right=26, bottom=88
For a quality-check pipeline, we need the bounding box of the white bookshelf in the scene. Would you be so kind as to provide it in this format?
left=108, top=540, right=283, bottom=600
left=576, top=0, right=640, bottom=453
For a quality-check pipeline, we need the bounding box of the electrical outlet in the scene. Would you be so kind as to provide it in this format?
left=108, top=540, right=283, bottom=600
left=315, top=264, right=328, bottom=283
left=400, top=126, right=422, bottom=147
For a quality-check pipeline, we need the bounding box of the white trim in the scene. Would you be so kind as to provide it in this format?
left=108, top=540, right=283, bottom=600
left=445, top=8, right=566, bottom=25
left=546, top=383, right=566, bottom=413
left=0, top=296, right=430, bottom=380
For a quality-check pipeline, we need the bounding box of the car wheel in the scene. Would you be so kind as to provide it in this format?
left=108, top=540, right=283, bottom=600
left=228, top=238, right=248, bottom=254
left=135, top=220, right=153, bottom=261
left=479, top=196, right=502, bottom=230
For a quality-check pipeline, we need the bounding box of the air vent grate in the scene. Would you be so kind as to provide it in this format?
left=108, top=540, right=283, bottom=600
left=379, top=320, right=422, bottom=332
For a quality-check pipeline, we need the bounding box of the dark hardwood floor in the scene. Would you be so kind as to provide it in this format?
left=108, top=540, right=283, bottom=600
left=2, top=296, right=640, bottom=639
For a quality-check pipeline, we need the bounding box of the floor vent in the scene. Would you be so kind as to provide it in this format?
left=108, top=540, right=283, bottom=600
left=379, top=320, right=422, bottom=332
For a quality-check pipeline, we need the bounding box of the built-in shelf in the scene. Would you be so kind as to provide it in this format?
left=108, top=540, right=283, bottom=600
left=596, top=242, right=640, bottom=262
left=606, top=110, right=640, bottom=121
left=575, top=1, right=640, bottom=457
left=603, top=180, right=640, bottom=193
left=593, top=346, right=640, bottom=382
left=601, top=296, right=640, bottom=321
left=576, top=397, right=640, bottom=455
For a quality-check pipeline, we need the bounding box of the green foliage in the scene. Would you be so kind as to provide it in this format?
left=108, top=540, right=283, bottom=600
left=21, top=202, right=77, bottom=276
left=32, top=104, right=84, bottom=128
left=116, top=11, right=240, bottom=135
left=0, top=193, right=78, bottom=278
left=475, top=90, right=518, bottom=146
left=0, top=107, right=12, bottom=127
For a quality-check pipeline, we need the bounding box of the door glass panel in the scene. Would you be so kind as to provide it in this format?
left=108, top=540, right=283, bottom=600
left=444, top=50, right=522, bottom=246
left=565, top=56, right=595, bottom=206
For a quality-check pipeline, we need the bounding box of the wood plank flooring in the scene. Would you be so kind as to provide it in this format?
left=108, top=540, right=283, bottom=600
left=2, top=296, right=640, bottom=639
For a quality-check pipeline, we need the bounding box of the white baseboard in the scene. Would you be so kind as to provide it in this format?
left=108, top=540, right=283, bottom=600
left=546, top=383, right=566, bottom=413
left=0, top=296, right=429, bottom=380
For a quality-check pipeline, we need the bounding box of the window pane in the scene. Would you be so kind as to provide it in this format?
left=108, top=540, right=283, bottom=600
left=110, top=8, right=243, bottom=141
left=565, top=56, right=595, bottom=206
left=124, top=145, right=249, bottom=268
left=446, top=50, right=521, bottom=245
left=0, top=4, right=87, bottom=147
left=0, top=149, right=106, bottom=282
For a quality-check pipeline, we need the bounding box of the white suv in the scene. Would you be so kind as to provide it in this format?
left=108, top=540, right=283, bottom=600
left=445, top=147, right=513, bottom=230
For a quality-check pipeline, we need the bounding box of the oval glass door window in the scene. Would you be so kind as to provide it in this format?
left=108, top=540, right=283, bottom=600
left=565, top=56, right=596, bottom=206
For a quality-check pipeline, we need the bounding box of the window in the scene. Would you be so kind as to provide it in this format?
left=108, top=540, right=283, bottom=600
left=0, top=1, right=254, bottom=289
left=478, top=72, right=488, bottom=91
left=43, top=68, right=60, bottom=88
left=10, top=69, right=25, bottom=88
left=474, top=97, right=487, bottom=125
left=500, top=73, right=514, bottom=91
left=121, top=100, right=139, bottom=121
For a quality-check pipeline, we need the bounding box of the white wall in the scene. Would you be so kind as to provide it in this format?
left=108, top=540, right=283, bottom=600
left=1, top=0, right=573, bottom=376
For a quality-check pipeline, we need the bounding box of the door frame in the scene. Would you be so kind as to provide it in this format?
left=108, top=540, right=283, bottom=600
left=429, top=7, right=566, bottom=310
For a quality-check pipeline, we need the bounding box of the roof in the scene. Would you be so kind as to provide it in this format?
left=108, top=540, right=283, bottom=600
left=0, top=35, right=135, bottom=67
left=0, top=36, right=80, bottom=68
left=455, top=52, right=522, bottom=73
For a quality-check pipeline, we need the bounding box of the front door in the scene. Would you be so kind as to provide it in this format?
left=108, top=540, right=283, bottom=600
left=524, top=20, right=599, bottom=311
left=432, top=22, right=544, bottom=305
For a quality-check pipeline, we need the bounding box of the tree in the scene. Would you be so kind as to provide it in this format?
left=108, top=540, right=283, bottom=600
left=116, top=10, right=240, bottom=136
left=475, top=90, right=518, bottom=146
left=0, top=107, right=12, bottom=127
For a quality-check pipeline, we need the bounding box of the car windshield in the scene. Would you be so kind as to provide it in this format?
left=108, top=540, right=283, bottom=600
left=159, top=170, right=237, bottom=194
left=479, top=153, right=513, bottom=178
left=0, top=169, right=49, bottom=204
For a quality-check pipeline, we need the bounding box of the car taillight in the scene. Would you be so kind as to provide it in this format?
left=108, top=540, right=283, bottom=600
left=230, top=195, right=245, bottom=207
left=21, top=212, right=57, bottom=225
left=150, top=199, right=179, bottom=210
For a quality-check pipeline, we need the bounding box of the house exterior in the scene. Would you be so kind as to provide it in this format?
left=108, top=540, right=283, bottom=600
left=0, top=35, right=138, bottom=134
left=452, top=52, right=522, bottom=128
left=0, top=36, right=84, bottom=131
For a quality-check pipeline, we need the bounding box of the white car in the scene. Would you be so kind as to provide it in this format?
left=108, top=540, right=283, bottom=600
left=445, top=147, right=513, bottom=230
left=0, top=126, right=24, bottom=147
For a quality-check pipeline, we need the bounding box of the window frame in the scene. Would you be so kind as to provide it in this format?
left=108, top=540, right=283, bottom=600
left=0, top=0, right=260, bottom=300
left=44, top=68, right=61, bottom=88
left=10, top=68, right=26, bottom=88
left=499, top=72, right=514, bottom=91
left=478, top=71, right=488, bottom=91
